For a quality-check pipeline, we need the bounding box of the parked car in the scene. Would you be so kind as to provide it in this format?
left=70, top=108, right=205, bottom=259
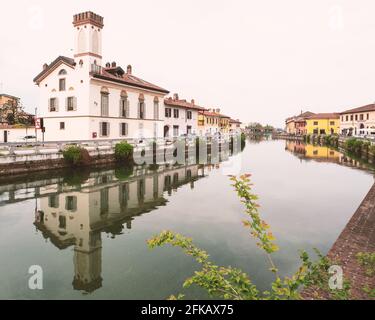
left=16, top=135, right=37, bottom=143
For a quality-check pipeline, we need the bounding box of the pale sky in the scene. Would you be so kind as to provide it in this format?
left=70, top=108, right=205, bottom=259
left=2, top=0, right=375, bottom=127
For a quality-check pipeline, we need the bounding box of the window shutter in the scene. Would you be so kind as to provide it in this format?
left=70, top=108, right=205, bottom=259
left=138, top=102, right=140, bottom=119
left=127, top=100, right=130, bottom=118
left=73, top=97, right=77, bottom=111
left=119, top=99, right=123, bottom=117
left=65, top=97, right=68, bottom=111
left=125, top=123, right=128, bottom=136
left=55, top=98, right=59, bottom=112
left=119, top=123, right=122, bottom=136
left=107, top=122, right=110, bottom=137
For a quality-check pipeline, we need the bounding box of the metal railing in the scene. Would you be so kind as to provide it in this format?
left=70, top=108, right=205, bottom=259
left=0, top=134, right=240, bottom=157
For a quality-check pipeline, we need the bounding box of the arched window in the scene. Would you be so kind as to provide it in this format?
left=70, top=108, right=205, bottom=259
left=154, top=97, right=159, bottom=120
left=138, top=94, right=145, bottom=119
left=92, top=30, right=99, bottom=54
left=59, top=69, right=67, bottom=75
left=78, top=29, right=87, bottom=53
left=120, top=90, right=129, bottom=118
left=100, top=87, right=109, bottom=116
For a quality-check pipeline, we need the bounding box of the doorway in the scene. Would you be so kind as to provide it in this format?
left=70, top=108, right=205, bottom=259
left=3, top=131, right=8, bottom=143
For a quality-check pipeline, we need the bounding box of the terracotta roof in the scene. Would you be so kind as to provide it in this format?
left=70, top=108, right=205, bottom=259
left=93, top=67, right=169, bottom=94
left=230, top=119, right=242, bottom=124
left=306, top=113, right=340, bottom=120
left=340, top=104, right=375, bottom=115
left=164, top=97, right=206, bottom=111
left=0, top=94, right=20, bottom=101
left=34, top=56, right=76, bottom=84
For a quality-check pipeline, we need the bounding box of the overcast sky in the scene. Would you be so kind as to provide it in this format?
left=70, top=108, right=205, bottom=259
left=2, top=0, right=375, bottom=127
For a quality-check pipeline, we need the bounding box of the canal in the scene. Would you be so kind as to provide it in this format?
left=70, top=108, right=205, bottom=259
left=0, top=139, right=374, bottom=299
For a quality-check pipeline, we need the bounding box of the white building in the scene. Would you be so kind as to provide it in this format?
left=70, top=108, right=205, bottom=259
left=163, top=94, right=205, bottom=137
left=340, top=104, right=375, bottom=137
left=229, top=119, right=242, bottom=134
left=33, top=12, right=169, bottom=142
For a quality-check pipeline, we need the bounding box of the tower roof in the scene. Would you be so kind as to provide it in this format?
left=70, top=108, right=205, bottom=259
left=73, top=11, right=104, bottom=28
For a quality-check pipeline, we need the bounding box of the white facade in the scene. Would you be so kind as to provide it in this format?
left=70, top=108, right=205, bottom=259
left=163, top=98, right=201, bottom=137
left=0, top=126, right=36, bottom=143
left=34, top=12, right=168, bottom=142
left=340, top=108, right=375, bottom=137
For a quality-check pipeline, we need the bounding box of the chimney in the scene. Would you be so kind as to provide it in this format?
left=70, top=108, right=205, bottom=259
left=191, top=99, right=195, bottom=105
left=105, top=62, right=111, bottom=68
left=127, top=65, right=132, bottom=75
left=173, top=93, right=179, bottom=101
left=111, top=62, right=116, bottom=68
left=216, top=108, right=221, bottom=113
left=43, top=63, right=48, bottom=70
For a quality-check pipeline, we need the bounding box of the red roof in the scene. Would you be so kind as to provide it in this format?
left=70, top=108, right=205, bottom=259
left=340, top=104, right=375, bottom=115
left=306, top=113, right=340, bottom=120
left=164, top=97, right=206, bottom=111
left=94, top=67, right=169, bottom=94
left=34, top=56, right=75, bottom=84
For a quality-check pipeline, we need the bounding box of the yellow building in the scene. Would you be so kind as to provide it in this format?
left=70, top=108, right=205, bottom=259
left=304, top=144, right=341, bottom=160
left=306, top=113, right=340, bottom=135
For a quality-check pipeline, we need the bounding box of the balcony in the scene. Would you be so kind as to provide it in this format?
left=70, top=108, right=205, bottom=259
left=90, top=64, right=102, bottom=75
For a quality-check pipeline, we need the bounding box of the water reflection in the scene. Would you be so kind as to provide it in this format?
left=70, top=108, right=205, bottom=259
left=285, top=140, right=375, bottom=173
left=0, top=148, right=235, bottom=295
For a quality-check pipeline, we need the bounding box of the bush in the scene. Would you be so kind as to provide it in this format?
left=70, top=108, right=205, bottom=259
left=62, top=146, right=91, bottom=167
left=345, top=138, right=364, bottom=154
left=114, top=165, right=134, bottom=180
left=114, top=141, right=134, bottom=163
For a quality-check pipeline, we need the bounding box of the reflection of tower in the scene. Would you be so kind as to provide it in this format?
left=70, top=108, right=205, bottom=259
left=72, top=231, right=102, bottom=293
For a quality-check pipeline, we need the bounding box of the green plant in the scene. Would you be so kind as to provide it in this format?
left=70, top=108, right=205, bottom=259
left=148, top=174, right=351, bottom=300
left=114, top=141, right=134, bottom=163
left=62, top=146, right=91, bottom=167
left=114, top=165, right=134, bottom=181
left=356, top=252, right=375, bottom=277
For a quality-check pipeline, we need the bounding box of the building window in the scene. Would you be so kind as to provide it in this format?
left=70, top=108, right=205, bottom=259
left=367, top=113, right=370, bottom=120
left=58, top=216, right=66, bottom=229
left=329, top=121, right=335, bottom=126
left=59, top=78, right=66, bottom=91
left=100, top=122, right=110, bottom=137
left=60, top=122, right=65, bottom=130
left=139, top=102, right=145, bottom=119
left=165, top=108, right=172, bottom=118
left=350, top=115, right=353, bottom=121
left=120, top=123, right=128, bottom=136
left=58, top=69, right=67, bottom=76
left=187, top=125, right=192, bottom=134
left=355, top=115, right=358, bottom=121
left=154, top=100, right=159, bottom=120
left=49, top=98, right=58, bottom=112
left=65, top=196, right=77, bottom=212
left=187, top=110, right=192, bottom=120
left=66, top=97, right=76, bottom=111
left=101, top=92, right=109, bottom=116
left=48, top=195, right=59, bottom=208
left=313, top=121, right=318, bottom=126
left=120, top=97, right=129, bottom=118
left=173, top=109, right=179, bottom=118
left=360, top=114, right=364, bottom=121
left=346, top=115, right=349, bottom=121
left=173, top=125, right=179, bottom=137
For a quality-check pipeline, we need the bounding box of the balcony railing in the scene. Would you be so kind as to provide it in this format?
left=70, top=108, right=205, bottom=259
left=90, top=64, right=102, bottom=75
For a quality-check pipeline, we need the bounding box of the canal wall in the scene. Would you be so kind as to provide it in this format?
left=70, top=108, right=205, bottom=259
left=0, top=137, right=241, bottom=177
left=303, top=183, right=375, bottom=300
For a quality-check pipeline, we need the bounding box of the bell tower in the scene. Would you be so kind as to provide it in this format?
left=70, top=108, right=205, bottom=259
left=73, top=12, right=104, bottom=66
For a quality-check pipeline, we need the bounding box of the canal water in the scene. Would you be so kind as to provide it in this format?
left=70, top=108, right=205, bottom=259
left=0, top=139, right=374, bottom=299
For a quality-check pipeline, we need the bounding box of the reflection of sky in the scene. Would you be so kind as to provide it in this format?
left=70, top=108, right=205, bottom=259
left=0, top=140, right=373, bottom=299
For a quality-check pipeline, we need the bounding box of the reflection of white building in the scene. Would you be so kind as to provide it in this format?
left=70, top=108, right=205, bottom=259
left=34, top=164, right=200, bottom=293
left=163, top=94, right=205, bottom=137
left=33, top=12, right=169, bottom=142
left=340, top=104, right=375, bottom=137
